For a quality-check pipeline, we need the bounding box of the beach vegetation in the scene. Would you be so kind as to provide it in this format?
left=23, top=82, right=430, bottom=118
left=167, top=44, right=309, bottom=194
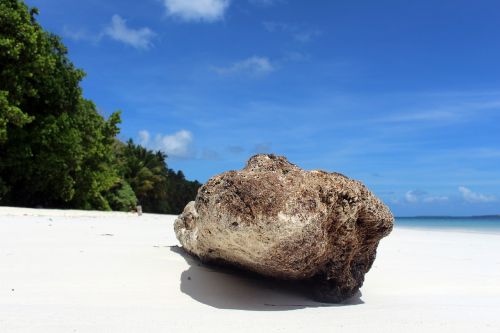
left=0, top=0, right=200, bottom=214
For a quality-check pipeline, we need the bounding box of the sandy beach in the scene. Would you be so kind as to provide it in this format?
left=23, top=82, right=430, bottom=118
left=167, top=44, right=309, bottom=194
left=1, top=207, right=499, bottom=332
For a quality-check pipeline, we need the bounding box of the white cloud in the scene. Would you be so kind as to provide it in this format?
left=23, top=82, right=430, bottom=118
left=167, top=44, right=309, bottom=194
left=249, top=0, right=282, bottom=6
left=138, top=130, right=150, bottom=146
left=63, top=26, right=96, bottom=42
left=405, top=190, right=420, bottom=203
left=213, top=56, right=275, bottom=76
left=458, top=186, right=496, bottom=203
left=293, top=30, right=321, bottom=43
left=138, top=129, right=194, bottom=158
left=263, top=21, right=321, bottom=43
left=402, top=187, right=498, bottom=205
left=156, top=130, right=193, bottom=158
left=422, top=196, right=449, bottom=203
left=405, top=190, right=442, bottom=204
left=163, top=0, right=230, bottom=22
left=379, top=96, right=500, bottom=125
left=104, top=15, right=155, bottom=49
left=382, top=110, right=457, bottom=123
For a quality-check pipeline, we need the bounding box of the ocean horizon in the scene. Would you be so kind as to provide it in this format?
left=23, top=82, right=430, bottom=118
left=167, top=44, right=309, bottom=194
left=395, top=216, right=500, bottom=232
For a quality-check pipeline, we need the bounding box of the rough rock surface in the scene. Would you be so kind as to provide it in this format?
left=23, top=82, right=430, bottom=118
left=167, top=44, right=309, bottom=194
left=174, top=154, right=394, bottom=302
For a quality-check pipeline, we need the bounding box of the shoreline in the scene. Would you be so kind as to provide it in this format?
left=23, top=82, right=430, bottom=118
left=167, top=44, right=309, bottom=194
left=395, top=224, right=500, bottom=235
left=0, top=206, right=165, bottom=218
left=2, top=206, right=499, bottom=235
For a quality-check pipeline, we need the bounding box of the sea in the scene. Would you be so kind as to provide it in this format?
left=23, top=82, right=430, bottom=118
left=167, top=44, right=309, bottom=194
left=395, top=216, right=500, bottom=233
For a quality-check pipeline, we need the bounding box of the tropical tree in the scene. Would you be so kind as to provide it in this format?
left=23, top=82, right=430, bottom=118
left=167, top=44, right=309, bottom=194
left=0, top=0, right=201, bottom=213
left=117, top=140, right=170, bottom=213
left=165, top=169, right=202, bottom=214
left=0, top=0, right=122, bottom=209
left=116, top=140, right=202, bottom=214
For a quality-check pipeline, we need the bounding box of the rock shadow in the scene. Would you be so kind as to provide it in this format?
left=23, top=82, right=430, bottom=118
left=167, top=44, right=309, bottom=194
left=170, top=246, right=364, bottom=311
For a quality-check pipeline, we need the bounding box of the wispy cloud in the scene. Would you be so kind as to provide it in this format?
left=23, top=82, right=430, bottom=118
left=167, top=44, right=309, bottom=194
left=62, top=26, right=99, bottom=43
left=163, top=0, right=230, bottom=22
left=422, top=196, right=449, bottom=203
left=283, top=51, right=310, bottom=62
left=383, top=110, right=457, bottom=123
left=138, top=130, right=150, bottom=146
left=405, top=190, right=426, bottom=203
left=379, top=96, right=500, bottom=124
left=249, top=0, right=283, bottom=6
left=263, top=21, right=321, bottom=43
left=458, top=186, right=496, bottom=203
left=213, top=56, right=275, bottom=76
left=396, top=185, right=498, bottom=207
left=294, top=30, right=321, bottom=43
left=104, top=15, right=155, bottom=49
left=404, top=190, right=449, bottom=204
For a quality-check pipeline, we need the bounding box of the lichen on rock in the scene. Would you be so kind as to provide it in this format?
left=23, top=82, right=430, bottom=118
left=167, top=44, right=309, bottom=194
left=174, top=154, right=394, bottom=303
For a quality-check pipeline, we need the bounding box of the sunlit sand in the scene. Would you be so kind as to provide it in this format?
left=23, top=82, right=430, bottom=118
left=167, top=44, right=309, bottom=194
left=1, top=207, right=499, bottom=332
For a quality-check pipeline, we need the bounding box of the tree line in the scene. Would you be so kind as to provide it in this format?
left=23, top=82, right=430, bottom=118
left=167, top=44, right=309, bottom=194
left=0, top=0, right=201, bottom=214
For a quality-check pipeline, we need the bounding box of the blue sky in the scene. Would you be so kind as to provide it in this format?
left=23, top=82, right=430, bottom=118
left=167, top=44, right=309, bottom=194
left=27, top=0, right=500, bottom=216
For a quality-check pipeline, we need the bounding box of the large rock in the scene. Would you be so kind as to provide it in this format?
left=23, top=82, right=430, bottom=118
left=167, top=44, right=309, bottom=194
left=174, top=154, right=393, bottom=302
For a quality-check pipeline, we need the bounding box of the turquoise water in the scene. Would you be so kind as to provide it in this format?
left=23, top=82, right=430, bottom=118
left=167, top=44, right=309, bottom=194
left=395, top=216, right=500, bottom=232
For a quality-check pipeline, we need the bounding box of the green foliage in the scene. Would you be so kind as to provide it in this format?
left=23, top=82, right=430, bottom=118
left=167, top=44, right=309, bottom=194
left=66, top=102, right=122, bottom=210
left=0, top=0, right=36, bottom=142
left=0, top=0, right=121, bottom=209
left=105, top=179, right=138, bottom=212
left=117, top=140, right=201, bottom=214
left=0, top=0, right=201, bottom=213
left=118, top=140, right=171, bottom=213
left=0, top=0, right=83, bottom=142
left=165, top=169, right=202, bottom=214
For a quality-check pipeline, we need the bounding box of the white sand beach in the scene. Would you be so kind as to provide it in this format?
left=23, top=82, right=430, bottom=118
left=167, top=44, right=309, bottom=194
left=1, top=207, right=499, bottom=332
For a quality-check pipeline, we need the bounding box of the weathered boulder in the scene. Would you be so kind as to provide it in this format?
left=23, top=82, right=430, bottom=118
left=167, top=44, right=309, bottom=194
left=174, top=154, right=393, bottom=302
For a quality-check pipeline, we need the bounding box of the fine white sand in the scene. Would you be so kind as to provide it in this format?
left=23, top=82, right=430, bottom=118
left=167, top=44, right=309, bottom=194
left=1, top=207, right=499, bottom=332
